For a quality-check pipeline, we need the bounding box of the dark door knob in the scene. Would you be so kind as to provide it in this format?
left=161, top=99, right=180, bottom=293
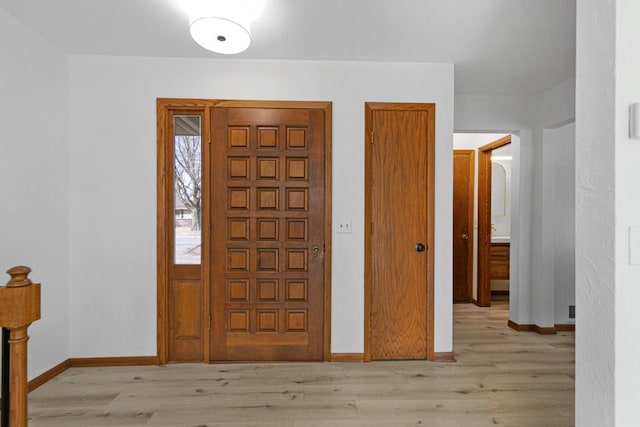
left=415, top=243, right=426, bottom=252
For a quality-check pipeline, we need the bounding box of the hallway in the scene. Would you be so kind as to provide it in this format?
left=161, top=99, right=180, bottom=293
left=27, top=301, right=574, bottom=426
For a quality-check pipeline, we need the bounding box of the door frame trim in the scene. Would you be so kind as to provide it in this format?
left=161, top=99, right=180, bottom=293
left=157, top=98, right=333, bottom=363
left=477, top=135, right=511, bottom=307
left=363, top=102, right=436, bottom=361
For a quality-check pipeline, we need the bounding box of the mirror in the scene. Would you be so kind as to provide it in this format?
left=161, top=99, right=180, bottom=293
left=491, top=162, right=506, bottom=216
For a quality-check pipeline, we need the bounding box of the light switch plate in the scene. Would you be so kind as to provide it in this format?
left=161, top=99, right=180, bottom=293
left=337, top=219, right=352, bottom=234
left=629, top=227, right=640, bottom=265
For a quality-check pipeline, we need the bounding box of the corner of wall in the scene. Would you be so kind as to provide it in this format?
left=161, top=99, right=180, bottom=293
left=0, top=6, right=72, bottom=380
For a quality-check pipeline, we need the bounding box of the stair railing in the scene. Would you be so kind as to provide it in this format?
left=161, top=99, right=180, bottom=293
left=0, top=266, right=41, bottom=427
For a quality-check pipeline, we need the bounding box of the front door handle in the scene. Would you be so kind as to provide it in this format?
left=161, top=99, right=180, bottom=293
left=415, top=243, right=426, bottom=252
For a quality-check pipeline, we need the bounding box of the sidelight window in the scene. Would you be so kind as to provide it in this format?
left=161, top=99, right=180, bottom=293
left=174, top=115, right=202, bottom=264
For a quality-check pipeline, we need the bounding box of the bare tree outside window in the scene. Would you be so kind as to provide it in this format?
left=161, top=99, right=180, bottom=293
left=174, top=115, right=202, bottom=264
left=175, top=134, right=202, bottom=231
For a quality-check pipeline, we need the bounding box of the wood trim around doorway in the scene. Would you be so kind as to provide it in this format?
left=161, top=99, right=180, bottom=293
left=363, top=102, right=436, bottom=361
left=477, top=135, right=511, bottom=307
left=157, top=99, right=333, bottom=363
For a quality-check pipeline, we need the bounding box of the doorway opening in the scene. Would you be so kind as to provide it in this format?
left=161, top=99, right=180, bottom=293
left=452, top=134, right=513, bottom=307
left=485, top=144, right=512, bottom=303
left=478, top=136, right=512, bottom=306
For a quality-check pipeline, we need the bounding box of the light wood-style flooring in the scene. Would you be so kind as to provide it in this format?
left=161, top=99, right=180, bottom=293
left=27, top=300, right=575, bottom=426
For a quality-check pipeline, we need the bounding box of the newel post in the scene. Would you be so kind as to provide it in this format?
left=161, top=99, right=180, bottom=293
left=0, top=266, right=41, bottom=427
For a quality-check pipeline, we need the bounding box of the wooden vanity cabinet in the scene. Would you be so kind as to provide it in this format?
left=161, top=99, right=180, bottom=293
left=490, top=242, right=510, bottom=280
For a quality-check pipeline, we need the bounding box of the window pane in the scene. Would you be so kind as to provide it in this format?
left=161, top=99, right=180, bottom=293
left=174, top=115, right=202, bottom=264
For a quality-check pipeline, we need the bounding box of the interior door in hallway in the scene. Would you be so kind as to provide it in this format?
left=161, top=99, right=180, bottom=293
left=365, top=103, right=435, bottom=360
left=210, top=106, right=326, bottom=361
left=453, top=150, right=475, bottom=303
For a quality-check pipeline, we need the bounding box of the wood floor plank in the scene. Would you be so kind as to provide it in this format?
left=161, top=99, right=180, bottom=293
left=26, top=299, right=574, bottom=426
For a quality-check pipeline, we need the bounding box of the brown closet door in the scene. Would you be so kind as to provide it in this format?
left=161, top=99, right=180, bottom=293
left=210, top=107, right=325, bottom=361
left=368, top=106, right=432, bottom=360
left=453, top=150, right=475, bottom=303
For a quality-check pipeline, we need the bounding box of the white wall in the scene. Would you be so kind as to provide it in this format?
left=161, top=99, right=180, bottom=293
left=575, top=1, right=615, bottom=424
left=0, top=8, right=70, bottom=380
left=68, top=56, right=455, bottom=356
left=543, top=123, right=576, bottom=326
left=615, top=0, right=640, bottom=423
left=531, top=80, right=576, bottom=329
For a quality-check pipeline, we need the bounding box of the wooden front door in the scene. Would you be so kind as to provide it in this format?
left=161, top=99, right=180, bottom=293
left=365, top=103, right=435, bottom=361
left=453, top=150, right=475, bottom=303
left=210, top=106, right=326, bottom=361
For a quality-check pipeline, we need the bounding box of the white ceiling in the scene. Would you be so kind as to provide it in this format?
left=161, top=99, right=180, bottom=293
left=0, top=0, right=576, bottom=95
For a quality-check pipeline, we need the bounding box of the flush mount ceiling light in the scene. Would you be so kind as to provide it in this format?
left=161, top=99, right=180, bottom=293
left=181, top=0, right=260, bottom=54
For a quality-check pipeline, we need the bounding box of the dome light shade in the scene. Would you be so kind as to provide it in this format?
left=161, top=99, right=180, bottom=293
left=190, top=16, right=250, bottom=54
left=186, top=0, right=251, bottom=54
